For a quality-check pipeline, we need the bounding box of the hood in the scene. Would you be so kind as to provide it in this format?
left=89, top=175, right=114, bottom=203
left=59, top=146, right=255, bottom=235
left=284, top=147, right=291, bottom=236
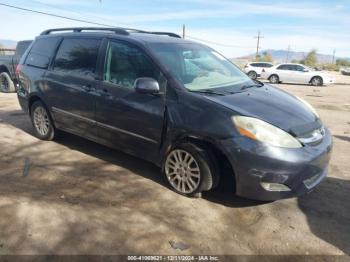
left=204, top=85, right=322, bottom=136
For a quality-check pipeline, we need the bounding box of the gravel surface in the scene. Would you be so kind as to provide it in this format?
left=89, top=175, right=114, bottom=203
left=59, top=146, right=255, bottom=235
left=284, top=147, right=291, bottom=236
left=0, top=72, right=349, bottom=255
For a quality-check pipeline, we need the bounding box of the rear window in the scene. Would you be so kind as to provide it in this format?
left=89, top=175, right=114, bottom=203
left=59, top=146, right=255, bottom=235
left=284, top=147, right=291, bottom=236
left=25, top=37, right=60, bottom=69
left=53, top=38, right=101, bottom=78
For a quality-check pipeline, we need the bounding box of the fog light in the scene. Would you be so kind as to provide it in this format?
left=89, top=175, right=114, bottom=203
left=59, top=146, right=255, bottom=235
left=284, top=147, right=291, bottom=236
left=260, top=182, right=291, bottom=192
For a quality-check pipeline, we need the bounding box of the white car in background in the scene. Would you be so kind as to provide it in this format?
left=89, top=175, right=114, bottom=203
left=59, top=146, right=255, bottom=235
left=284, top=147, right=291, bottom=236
left=261, top=63, right=335, bottom=86
left=243, top=62, right=274, bottom=80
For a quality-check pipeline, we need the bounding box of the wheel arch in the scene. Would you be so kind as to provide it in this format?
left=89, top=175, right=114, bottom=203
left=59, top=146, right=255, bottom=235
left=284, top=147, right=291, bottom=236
left=164, top=134, right=236, bottom=191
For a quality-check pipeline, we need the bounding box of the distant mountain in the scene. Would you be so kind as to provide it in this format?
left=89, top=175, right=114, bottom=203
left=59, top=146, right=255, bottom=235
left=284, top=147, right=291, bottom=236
left=237, top=49, right=350, bottom=64
left=0, top=39, right=17, bottom=48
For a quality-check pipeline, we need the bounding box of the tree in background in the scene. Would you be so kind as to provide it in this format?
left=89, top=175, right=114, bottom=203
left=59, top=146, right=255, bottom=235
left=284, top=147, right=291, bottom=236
left=300, top=49, right=318, bottom=67
left=254, top=51, right=273, bottom=62
left=336, top=58, right=350, bottom=67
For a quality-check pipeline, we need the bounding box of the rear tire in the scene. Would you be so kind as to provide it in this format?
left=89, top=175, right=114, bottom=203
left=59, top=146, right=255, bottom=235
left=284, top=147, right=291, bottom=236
left=269, top=74, right=279, bottom=84
left=247, top=71, right=257, bottom=80
left=163, top=143, right=217, bottom=197
left=311, top=76, right=323, bottom=86
left=0, top=72, right=15, bottom=93
left=30, top=101, right=56, bottom=140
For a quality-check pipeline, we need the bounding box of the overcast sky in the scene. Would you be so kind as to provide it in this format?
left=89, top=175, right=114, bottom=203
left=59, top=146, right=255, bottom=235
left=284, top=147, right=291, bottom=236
left=1, top=0, right=349, bottom=58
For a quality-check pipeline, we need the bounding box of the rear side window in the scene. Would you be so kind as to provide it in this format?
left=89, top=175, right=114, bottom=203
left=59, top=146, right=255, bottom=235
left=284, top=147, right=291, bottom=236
left=277, top=64, right=291, bottom=70
left=53, top=38, right=101, bottom=78
left=25, top=37, right=60, bottom=69
left=263, top=63, right=273, bottom=68
left=251, top=63, right=262, bottom=67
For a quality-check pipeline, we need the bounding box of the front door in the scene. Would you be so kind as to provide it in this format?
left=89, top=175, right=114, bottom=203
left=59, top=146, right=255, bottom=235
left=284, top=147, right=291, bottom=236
left=45, top=37, right=102, bottom=135
left=93, top=40, right=167, bottom=163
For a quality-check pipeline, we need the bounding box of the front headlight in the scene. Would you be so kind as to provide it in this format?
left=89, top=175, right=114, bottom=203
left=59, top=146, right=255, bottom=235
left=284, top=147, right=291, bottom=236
left=232, top=116, right=302, bottom=148
left=295, top=96, right=319, bottom=118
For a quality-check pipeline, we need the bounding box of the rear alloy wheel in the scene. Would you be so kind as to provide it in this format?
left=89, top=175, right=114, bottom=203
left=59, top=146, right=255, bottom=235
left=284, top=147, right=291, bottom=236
left=0, top=72, right=15, bottom=93
left=164, top=143, right=216, bottom=197
left=30, top=101, right=56, bottom=140
left=269, top=75, right=279, bottom=84
left=247, top=71, right=257, bottom=80
left=311, top=76, right=323, bottom=86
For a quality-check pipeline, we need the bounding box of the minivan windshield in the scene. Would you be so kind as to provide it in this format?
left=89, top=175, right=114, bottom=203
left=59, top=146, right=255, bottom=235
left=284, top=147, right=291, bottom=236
left=148, top=43, right=256, bottom=92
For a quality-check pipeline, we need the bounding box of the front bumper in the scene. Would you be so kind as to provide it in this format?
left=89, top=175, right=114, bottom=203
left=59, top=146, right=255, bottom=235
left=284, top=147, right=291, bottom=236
left=218, top=128, right=333, bottom=201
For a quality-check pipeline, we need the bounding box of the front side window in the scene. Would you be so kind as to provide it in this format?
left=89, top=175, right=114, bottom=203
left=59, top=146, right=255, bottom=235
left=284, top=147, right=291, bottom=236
left=104, top=41, right=163, bottom=89
left=53, top=38, right=101, bottom=78
left=294, top=65, right=305, bottom=71
left=149, top=43, right=253, bottom=92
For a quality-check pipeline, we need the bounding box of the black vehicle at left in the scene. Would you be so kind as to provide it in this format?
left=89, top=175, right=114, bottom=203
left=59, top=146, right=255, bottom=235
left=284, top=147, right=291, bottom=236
left=0, top=40, right=32, bottom=92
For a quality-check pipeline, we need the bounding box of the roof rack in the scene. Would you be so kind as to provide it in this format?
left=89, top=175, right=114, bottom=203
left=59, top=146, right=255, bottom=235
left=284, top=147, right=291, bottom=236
left=40, top=27, right=182, bottom=38
left=40, top=27, right=129, bottom=36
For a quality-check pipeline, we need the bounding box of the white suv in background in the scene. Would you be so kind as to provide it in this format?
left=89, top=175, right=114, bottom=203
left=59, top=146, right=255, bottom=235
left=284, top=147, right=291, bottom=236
left=261, top=63, right=335, bottom=86
left=243, top=62, right=274, bottom=79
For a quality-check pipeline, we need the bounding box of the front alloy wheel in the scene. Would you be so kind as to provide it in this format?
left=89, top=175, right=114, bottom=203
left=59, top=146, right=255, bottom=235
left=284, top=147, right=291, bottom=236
left=165, top=149, right=201, bottom=194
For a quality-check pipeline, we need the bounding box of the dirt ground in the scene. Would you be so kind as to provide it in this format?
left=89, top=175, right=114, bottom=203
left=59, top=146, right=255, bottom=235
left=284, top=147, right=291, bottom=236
left=0, top=72, right=349, bottom=256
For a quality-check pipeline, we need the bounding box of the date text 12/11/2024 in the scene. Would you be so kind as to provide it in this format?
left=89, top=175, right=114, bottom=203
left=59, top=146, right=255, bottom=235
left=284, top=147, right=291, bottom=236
left=127, top=256, right=220, bottom=261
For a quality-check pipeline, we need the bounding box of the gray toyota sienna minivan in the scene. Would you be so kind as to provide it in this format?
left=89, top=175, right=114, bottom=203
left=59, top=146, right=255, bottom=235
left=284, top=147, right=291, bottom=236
left=16, top=27, right=332, bottom=201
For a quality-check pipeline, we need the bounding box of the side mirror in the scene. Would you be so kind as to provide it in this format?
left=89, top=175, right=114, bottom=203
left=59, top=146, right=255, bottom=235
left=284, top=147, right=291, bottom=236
left=134, top=77, right=160, bottom=95
left=303, top=69, right=309, bottom=72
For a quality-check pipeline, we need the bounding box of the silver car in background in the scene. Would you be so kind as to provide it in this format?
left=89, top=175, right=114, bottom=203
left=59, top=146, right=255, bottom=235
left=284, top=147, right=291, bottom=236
left=261, top=63, right=335, bottom=86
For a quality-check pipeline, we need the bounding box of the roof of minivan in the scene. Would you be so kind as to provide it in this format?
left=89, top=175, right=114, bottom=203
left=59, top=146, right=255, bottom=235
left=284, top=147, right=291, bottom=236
left=37, top=31, right=198, bottom=46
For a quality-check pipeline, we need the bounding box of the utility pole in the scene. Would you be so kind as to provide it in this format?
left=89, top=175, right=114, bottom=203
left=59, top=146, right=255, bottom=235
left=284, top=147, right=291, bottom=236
left=182, top=24, right=186, bottom=39
left=332, top=49, right=336, bottom=64
left=254, top=31, right=264, bottom=59
left=286, top=45, right=291, bottom=63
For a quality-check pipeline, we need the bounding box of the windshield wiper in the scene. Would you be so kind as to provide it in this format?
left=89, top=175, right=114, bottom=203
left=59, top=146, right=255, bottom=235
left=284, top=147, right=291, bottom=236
left=240, top=82, right=264, bottom=90
left=189, top=89, right=228, bottom=96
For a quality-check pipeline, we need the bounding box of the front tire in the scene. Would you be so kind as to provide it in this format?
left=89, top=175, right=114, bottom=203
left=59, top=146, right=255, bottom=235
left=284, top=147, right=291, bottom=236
left=269, top=74, right=279, bottom=84
left=163, top=143, right=217, bottom=197
left=0, top=72, right=15, bottom=93
left=30, top=101, right=56, bottom=140
left=311, top=76, right=323, bottom=86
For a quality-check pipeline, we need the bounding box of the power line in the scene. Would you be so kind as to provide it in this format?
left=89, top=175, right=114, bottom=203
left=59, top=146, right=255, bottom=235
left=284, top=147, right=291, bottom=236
left=254, top=31, right=264, bottom=58
left=29, top=0, right=131, bottom=29
left=332, top=49, right=336, bottom=64
left=1, top=2, right=255, bottom=50
left=0, top=2, right=116, bottom=27
left=286, top=45, right=291, bottom=62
